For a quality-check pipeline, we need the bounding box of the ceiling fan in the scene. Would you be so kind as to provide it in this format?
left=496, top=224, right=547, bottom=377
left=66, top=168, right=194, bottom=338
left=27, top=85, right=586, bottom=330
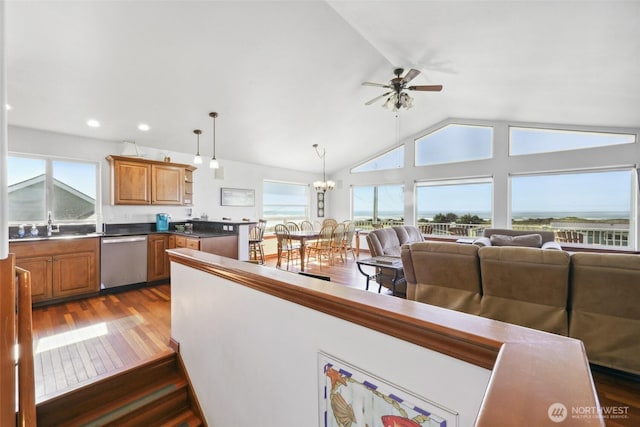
left=362, top=67, right=442, bottom=111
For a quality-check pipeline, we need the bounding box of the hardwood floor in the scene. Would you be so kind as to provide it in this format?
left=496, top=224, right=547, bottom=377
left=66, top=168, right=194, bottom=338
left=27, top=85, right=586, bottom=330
left=31, top=253, right=639, bottom=426
left=32, top=285, right=172, bottom=403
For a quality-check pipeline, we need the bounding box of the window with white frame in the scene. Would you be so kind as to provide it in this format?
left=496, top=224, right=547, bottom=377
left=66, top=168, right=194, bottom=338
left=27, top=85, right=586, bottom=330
left=262, top=180, right=310, bottom=230
left=415, top=179, right=492, bottom=237
left=8, top=155, right=98, bottom=224
left=352, top=184, right=404, bottom=230
left=415, top=124, right=493, bottom=166
left=351, top=146, right=404, bottom=173
left=510, top=169, right=634, bottom=247
left=510, top=127, right=636, bottom=156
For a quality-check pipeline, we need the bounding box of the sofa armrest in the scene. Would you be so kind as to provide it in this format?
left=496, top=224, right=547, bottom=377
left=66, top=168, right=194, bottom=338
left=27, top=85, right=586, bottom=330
left=542, top=241, right=562, bottom=250
left=473, top=237, right=492, bottom=247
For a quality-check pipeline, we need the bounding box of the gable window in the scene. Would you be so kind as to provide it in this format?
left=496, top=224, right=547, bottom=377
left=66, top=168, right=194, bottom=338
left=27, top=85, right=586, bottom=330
left=262, top=180, right=310, bottom=230
left=511, top=169, right=633, bottom=247
left=415, top=179, right=492, bottom=237
left=351, top=146, right=404, bottom=173
left=415, top=124, right=493, bottom=166
left=352, top=184, right=404, bottom=230
left=510, top=127, right=636, bottom=156
left=8, top=155, right=98, bottom=224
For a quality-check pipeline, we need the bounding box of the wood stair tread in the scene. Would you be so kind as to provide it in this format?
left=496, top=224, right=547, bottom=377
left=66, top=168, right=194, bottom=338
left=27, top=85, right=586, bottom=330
left=157, top=408, right=203, bottom=427
left=36, top=351, right=204, bottom=427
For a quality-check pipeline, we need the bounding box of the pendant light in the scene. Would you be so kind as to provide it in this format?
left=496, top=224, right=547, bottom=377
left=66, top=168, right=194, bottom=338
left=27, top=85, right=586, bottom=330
left=193, top=129, right=203, bottom=165
left=209, top=112, right=219, bottom=169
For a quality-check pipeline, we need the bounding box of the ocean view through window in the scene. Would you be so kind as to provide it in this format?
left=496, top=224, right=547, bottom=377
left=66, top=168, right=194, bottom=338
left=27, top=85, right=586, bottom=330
left=352, top=184, right=404, bottom=229
left=511, top=170, right=633, bottom=247
left=262, top=180, right=310, bottom=231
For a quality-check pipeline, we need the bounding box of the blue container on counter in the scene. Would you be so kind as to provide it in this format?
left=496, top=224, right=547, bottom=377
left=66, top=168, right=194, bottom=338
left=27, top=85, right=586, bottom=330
left=156, top=213, right=170, bottom=231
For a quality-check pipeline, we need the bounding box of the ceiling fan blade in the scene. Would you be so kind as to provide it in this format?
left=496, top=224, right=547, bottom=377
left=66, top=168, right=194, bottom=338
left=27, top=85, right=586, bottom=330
left=408, top=85, right=443, bottom=92
left=365, top=91, right=392, bottom=106
left=401, top=68, right=421, bottom=84
left=362, top=82, right=390, bottom=88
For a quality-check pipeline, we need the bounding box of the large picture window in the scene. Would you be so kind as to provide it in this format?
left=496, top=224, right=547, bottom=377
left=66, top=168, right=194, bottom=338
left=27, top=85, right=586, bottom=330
left=8, top=155, right=98, bottom=224
left=415, top=179, right=492, bottom=237
left=510, top=127, right=635, bottom=156
left=511, top=169, right=633, bottom=247
left=415, top=124, right=493, bottom=166
left=351, top=146, right=404, bottom=173
left=352, top=184, right=404, bottom=230
left=262, top=180, right=310, bottom=230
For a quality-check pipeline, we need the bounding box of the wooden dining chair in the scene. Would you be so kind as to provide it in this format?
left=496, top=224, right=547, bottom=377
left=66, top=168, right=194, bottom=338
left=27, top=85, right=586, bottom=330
left=342, top=221, right=357, bottom=261
left=274, top=224, right=301, bottom=270
left=307, top=224, right=333, bottom=269
left=330, top=223, right=347, bottom=264
left=286, top=221, right=300, bottom=231
left=300, top=220, right=314, bottom=231
left=248, top=219, right=267, bottom=264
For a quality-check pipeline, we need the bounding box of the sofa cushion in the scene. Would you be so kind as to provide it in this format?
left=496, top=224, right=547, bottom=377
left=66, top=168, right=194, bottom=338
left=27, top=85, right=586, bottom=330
left=569, top=252, right=640, bottom=375
left=402, top=242, right=482, bottom=315
left=478, top=246, right=570, bottom=335
left=489, top=233, right=543, bottom=248
left=484, top=228, right=556, bottom=244
left=393, top=226, right=424, bottom=246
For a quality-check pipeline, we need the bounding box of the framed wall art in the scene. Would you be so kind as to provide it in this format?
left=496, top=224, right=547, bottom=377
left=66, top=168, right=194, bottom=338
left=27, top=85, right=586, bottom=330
left=220, top=187, right=255, bottom=207
left=317, top=192, right=325, bottom=217
left=318, top=352, right=458, bottom=427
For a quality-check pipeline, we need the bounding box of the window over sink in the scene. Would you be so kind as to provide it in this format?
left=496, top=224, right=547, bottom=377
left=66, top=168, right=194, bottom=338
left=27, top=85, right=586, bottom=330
left=8, top=154, right=99, bottom=224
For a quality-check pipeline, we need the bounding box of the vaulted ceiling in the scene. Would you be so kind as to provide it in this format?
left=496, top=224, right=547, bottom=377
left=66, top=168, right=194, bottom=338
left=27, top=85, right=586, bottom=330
left=6, top=1, right=640, bottom=174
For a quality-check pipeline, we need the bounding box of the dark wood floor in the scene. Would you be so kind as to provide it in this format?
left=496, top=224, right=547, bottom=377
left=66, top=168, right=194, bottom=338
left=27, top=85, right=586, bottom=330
left=31, top=252, right=640, bottom=426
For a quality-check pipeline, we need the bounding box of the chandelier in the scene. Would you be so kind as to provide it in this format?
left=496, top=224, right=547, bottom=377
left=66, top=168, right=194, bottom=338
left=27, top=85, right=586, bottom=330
left=312, top=144, right=335, bottom=192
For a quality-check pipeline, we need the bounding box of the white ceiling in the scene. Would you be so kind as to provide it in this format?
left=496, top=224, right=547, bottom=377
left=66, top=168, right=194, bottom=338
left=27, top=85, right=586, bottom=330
left=6, top=1, right=640, bottom=174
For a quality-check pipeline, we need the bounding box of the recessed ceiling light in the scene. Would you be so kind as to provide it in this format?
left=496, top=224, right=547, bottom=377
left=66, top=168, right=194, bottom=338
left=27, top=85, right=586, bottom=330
left=86, top=119, right=100, bottom=128
left=5, top=104, right=12, bottom=111
left=138, top=123, right=150, bottom=131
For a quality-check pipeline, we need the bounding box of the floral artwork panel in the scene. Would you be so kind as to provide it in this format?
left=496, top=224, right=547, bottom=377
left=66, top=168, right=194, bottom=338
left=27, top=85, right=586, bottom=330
left=319, top=352, right=458, bottom=427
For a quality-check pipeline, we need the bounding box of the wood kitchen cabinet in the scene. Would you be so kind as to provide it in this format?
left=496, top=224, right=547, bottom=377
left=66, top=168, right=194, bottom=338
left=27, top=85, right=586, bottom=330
left=107, top=155, right=196, bottom=206
left=10, top=238, right=100, bottom=304
left=147, top=234, right=170, bottom=282
left=173, top=234, right=239, bottom=259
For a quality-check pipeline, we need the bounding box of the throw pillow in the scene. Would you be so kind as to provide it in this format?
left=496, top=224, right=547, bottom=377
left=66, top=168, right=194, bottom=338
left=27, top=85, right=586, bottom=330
left=489, top=233, right=543, bottom=248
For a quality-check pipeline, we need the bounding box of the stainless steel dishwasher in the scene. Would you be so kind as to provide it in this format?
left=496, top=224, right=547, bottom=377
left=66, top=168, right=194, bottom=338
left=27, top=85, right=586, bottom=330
left=101, top=235, right=148, bottom=289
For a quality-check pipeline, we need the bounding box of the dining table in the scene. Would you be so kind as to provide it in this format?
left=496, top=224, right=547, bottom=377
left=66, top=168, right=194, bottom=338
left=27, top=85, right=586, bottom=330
left=287, top=230, right=320, bottom=271
left=287, top=228, right=361, bottom=271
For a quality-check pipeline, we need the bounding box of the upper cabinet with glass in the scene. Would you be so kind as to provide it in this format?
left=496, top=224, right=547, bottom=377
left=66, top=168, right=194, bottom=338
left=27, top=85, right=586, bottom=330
left=415, top=124, right=493, bottom=166
left=509, top=127, right=636, bottom=156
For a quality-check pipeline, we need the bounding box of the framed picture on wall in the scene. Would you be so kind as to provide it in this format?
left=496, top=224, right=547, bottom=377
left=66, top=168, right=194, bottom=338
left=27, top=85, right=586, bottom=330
left=220, top=188, right=255, bottom=207
left=317, top=192, right=325, bottom=217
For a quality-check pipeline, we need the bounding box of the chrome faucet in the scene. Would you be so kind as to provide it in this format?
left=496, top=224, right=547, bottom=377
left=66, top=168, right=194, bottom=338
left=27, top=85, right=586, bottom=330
left=46, top=211, right=59, bottom=236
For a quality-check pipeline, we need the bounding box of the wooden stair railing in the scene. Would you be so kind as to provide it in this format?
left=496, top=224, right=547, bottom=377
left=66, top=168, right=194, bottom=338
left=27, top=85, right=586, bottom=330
left=16, top=266, right=36, bottom=427
left=1, top=255, right=17, bottom=427
left=0, top=255, right=36, bottom=427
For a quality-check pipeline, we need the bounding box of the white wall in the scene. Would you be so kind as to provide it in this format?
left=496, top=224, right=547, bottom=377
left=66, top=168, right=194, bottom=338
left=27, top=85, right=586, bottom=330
left=7, top=125, right=321, bottom=225
left=171, top=260, right=491, bottom=426
left=329, top=118, right=640, bottom=248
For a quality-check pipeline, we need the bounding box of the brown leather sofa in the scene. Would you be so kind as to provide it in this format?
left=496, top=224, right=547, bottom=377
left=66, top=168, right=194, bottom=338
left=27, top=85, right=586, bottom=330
left=401, top=241, right=640, bottom=375
left=365, top=226, right=424, bottom=295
